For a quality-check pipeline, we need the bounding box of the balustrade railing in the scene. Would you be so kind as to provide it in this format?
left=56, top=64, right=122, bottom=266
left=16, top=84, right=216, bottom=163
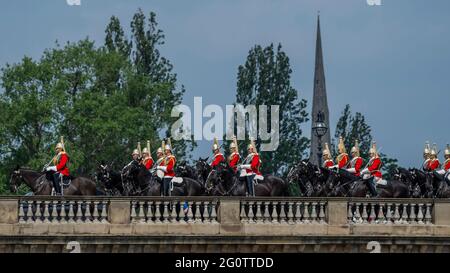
left=18, top=199, right=109, bottom=224
left=240, top=199, right=327, bottom=224
left=130, top=198, right=219, bottom=223
left=347, top=200, right=434, bottom=224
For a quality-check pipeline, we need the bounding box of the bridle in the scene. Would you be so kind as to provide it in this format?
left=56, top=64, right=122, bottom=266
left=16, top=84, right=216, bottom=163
left=10, top=170, right=22, bottom=192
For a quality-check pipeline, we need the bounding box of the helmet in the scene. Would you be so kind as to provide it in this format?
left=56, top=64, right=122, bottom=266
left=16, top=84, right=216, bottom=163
left=424, top=141, right=431, bottom=155
left=369, top=141, right=378, bottom=158
left=247, top=137, right=256, bottom=152
left=445, top=144, right=450, bottom=157
left=338, top=136, right=346, bottom=154
left=55, top=143, right=64, bottom=150
left=156, top=147, right=163, bottom=154
left=212, top=137, right=219, bottom=151
left=165, top=138, right=172, bottom=152
left=142, top=148, right=149, bottom=155
left=132, top=149, right=139, bottom=156
left=350, top=140, right=360, bottom=157
left=158, top=140, right=165, bottom=155
left=430, top=143, right=438, bottom=157
left=322, top=143, right=331, bottom=159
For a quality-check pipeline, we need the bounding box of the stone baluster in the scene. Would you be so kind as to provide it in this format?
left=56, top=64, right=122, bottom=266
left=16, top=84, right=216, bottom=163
left=425, top=203, right=432, bottom=224
left=43, top=201, right=51, bottom=223
left=73, top=201, right=82, bottom=223
left=186, top=202, right=194, bottom=223
left=303, top=202, right=312, bottom=224
left=409, top=203, right=417, bottom=224
left=369, top=203, right=376, bottom=223
left=279, top=202, right=287, bottom=223
left=362, top=203, right=369, bottom=224
left=318, top=202, right=326, bottom=223
left=287, top=202, right=295, bottom=224
left=393, top=203, right=401, bottom=224
left=263, top=202, right=270, bottom=223
left=255, top=202, right=263, bottom=223
left=385, top=203, right=392, bottom=224
left=92, top=202, right=99, bottom=223
left=153, top=201, right=160, bottom=223
left=138, top=202, right=145, bottom=223
left=417, top=203, right=424, bottom=224
left=19, top=202, right=26, bottom=223
left=131, top=201, right=138, bottom=223
left=400, top=203, right=409, bottom=224
left=68, top=202, right=75, bottom=223
left=295, top=202, right=302, bottom=223
left=310, top=202, right=318, bottom=223
left=376, top=203, right=385, bottom=224
left=161, top=201, right=168, bottom=223
left=248, top=202, right=255, bottom=223
left=210, top=201, right=217, bottom=223
left=354, top=203, right=361, bottom=223
left=59, top=201, right=67, bottom=223
left=84, top=201, right=92, bottom=223
left=101, top=201, right=108, bottom=223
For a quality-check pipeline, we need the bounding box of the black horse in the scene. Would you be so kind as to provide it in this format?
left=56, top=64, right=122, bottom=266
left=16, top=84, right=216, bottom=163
left=95, top=163, right=124, bottom=196
left=286, top=161, right=318, bottom=197
left=409, top=168, right=434, bottom=198
left=207, top=162, right=288, bottom=196
left=195, top=157, right=211, bottom=186
left=10, top=167, right=98, bottom=195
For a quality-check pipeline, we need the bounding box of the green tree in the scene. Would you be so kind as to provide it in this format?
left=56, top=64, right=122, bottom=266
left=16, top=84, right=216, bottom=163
left=0, top=9, right=193, bottom=194
left=333, top=104, right=398, bottom=179
left=230, top=44, right=309, bottom=176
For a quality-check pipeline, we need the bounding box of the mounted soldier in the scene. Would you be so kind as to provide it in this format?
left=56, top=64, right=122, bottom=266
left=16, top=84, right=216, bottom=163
left=156, top=138, right=176, bottom=196
left=210, top=137, right=225, bottom=169
left=426, top=143, right=441, bottom=172
left=44, top=136, right=70, bottom=196
left=331, top=136, right=349, bottom=170
left=228, top=136, right=240, bottom=173
left=347, top=140, right=364, bottom=177
left=239, top=138, right=261, bottom=197
left=422, top=141, right=432, bottom=171
left=361, top=141, right=385, bottom=197
left=141, top=140, right=154, bottom=170
left=435, top=144, right=450, bottom=185
left=322, top=143, right=334, bottom=169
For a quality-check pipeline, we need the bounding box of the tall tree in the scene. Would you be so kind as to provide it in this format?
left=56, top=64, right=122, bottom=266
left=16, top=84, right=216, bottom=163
left=333, top=104, right=398, bottom=179
left=0, top=10, right=193, bottom=194
left=231, top=44, right=309, bottom=176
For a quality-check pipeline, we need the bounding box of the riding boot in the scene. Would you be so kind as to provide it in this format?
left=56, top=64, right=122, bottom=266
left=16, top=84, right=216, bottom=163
left=163, top=178, right=170, bottom=196
left=247, top=175, right=255, bottom=197
left=434, top=171, right=444, bottom=181
left=366, top=178, right=378, bottom=197
left=52, top=173, right=62, bottom=195
left=245, top=176, right=252, bottom=196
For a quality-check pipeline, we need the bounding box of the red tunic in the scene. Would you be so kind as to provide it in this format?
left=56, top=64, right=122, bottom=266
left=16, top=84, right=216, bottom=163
left=367, top=157, right=382, bottom=178
left=211, top=153, right=225, bottom=168
left=143, top=158, right=153, bottom=170
left=246, top=153, right=262, bottom=175
left=323, top=159, right=334, bottom=169
left=427, top=159, right=440, bottom=171
left=55, top=152, right=70, bottom=176
left=229, top=152, right=240, bottom=172
left=445, top=159, right=450, bottom=172
left=350, top=157, right=363, bottom=176
left=337, top=153, right=349, bottom=169
left=164, top=155, right=176, bottom=177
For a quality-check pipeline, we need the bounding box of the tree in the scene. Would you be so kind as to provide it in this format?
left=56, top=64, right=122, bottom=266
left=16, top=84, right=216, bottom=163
left=0, top=10, right=193, bottom=194
left=230, top=44, right=309, bottom=176
left=333, top=104, right=398, bottom=179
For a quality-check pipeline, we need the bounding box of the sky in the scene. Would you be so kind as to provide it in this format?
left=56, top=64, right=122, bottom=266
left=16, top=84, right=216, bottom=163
left=1, top=0, right=449, bottom=168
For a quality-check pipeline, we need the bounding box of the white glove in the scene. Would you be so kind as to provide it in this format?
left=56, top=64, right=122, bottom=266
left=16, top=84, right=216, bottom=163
left=361, top=168, right=369, bottom=175
left=241, top=164, right=251, bottom=170
left=46, top=166, right=57, bottom=172
left=157, top=166, right=167, bottom=172
left=347, top=168, right=356, bottom=174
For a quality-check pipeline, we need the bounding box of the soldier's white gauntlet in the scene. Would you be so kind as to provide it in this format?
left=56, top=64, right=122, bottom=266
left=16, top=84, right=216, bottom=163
left=46, top=166, right=57, bottom=172
left=361, top=168, right=369, bottom=175
left=157, top=166, right=167, bottom=172
left=347, top=168, right=356, bottom=173
left=241, top=164, right=251, bottom=170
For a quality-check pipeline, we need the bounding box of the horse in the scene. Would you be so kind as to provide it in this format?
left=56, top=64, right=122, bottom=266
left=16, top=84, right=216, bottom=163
left=195, top=157, right=211, bottom=186
left=286, top=161, right=316, bottom=197
left=409, top=168, right=434, bottom=198
left=207, top=162, right=288, bottom=196
left=431, top=171, right=450, bottom=198
left=176, top=161, right=199, bottom=180
left=126, top=161, right=205, bottom=196
left=95, top=162, right=124, bottom=196
left=10, top=166, right=97, bottom=196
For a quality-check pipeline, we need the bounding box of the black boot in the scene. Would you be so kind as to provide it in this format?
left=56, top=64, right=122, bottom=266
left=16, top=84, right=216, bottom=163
left=52, top=173, right=62, bottom=195
left=366, top=178, right=378, bottom=197
left=163, top=178, right=171, bottom=196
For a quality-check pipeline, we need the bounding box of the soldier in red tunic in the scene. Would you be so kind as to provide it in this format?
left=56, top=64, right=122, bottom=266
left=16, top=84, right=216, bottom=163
left=347, top=140, right=364, bottom=177
left=157, top=139, right=176, bottom=196
left=322, top=143, right=334, bottom=169
left=228, top=136, right=240, bottom=173
left=435, top=144, right=450, bottom=185
left=239, top=138, right=261, bottom=196
left=427, top=143, right=441, bottom=172
left=141, top=141, right=154, bottom=170
left=210, top=137, right=225, bottom=169
left=45, top=137, right=70, bottom=195
left=331, top=136, right=349, bottom=170
left=422, top=141, right=432, bottom=171
left=361, top=141, right=384, bottom=197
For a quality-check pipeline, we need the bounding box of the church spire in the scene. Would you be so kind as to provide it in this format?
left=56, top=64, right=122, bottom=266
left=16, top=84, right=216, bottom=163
left=310, top=15, right=331, bottom=166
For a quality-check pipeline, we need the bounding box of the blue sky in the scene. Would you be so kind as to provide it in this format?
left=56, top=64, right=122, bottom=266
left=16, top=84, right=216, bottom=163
left=1, top=0, right=449, bottom=168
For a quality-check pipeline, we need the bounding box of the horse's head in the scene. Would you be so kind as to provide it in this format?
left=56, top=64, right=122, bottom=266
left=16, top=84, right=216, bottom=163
left=9, top=166, right=22, bottom=193
left=96, top=163, right=112, bottom=188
